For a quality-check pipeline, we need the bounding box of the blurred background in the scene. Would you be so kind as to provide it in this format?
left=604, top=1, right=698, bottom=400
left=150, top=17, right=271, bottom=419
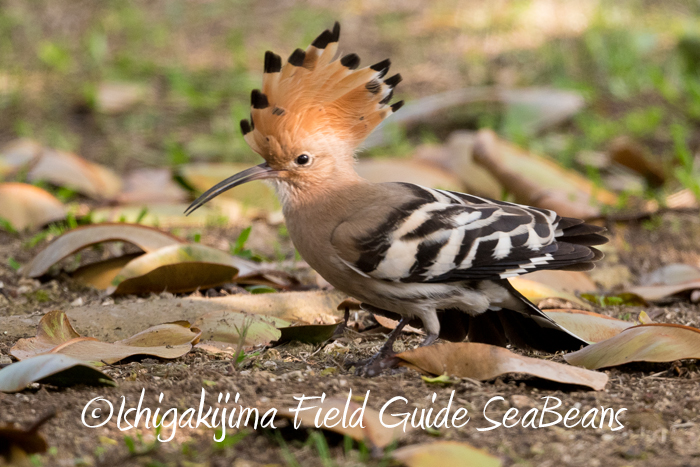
left=1, top=0, right=700, bottom=224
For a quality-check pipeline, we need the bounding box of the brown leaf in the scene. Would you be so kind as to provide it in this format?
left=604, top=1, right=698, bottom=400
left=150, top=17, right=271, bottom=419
left=392, top=441, right=502, bottom=467
left=276, top=322, right=341, bottom=344
left=0, top=182, right=65, bottom=231
left=415, top=133, right=503, bottom=199
left=564, top=323, right=700, bottom=370
left=71, top=253, right=142, bottom=290
left=273, top=395, right=410, bottom=448
left=364, top=87, right=584, bottom=148
left=106, top=243, right=247, bottom=295
left=608, top=136, right=665, bottom=187
left=355, top=158, right=464, bottom=192
left=373, top=315, right=424, bottom=335
left=544, top=309, right=635, bottom=343
left=10, top=310, right=200, bottom=365
left=508, top=276, right=591, bottom=309
left=0, top=411, right=54, bottom=459
left=116, top=321, right=201, bottom=347
left=48, top=338, right=194, bottom=365
left=10, top=310, right=80, bottom=360
left=194, top=311, right=284, bottom=346
left=30, top=149, right=122, bottom=199
left=20, top=223, right=183, bottom=278
left=473, top=129, right=616, bottom=219
left=0, top=290, right=348, bottom=341
left=117, top=168, right=187, bottom=205
left=627, top=281, right=700, bottom=302
left=0, top=354, right=115, bottom=393
left=397, top=342, right=607, bottom=390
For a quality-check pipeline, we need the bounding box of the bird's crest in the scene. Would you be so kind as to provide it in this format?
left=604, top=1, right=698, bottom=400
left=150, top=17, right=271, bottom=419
left=240, top=22, right=403, bottom=158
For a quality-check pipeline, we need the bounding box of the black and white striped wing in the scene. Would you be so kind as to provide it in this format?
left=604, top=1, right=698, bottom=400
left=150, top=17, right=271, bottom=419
left=333, top=183, right=606, bottom=283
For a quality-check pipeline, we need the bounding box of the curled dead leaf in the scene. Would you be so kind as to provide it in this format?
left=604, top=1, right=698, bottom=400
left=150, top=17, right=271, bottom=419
left=194, top=310, right=283, bottom=346
left=106, top=243, right=243, bottom=295
left=544, top=309, right=635, bottom=343
left=564, top=323, right=700, bottom=370
left=392, top=441, right=502, bottom=467
left=473, top=129, right=616, bottom=219
left=10, top=310, right=200, bottom=365
left=0, top=354, right=115, bottom=393
left=397, top=342, right=607, bottom=390
left=0, top=182, right=65, bottom=231
left=20, top=223, right=183, bottom=278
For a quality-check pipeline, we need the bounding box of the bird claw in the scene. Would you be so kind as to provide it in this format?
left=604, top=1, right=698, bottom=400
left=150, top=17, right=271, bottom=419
left=351, top=353, right=401, bottom=377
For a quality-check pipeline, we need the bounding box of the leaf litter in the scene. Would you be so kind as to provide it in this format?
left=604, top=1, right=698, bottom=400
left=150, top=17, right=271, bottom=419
left=10, top=310, right=200, bottom=365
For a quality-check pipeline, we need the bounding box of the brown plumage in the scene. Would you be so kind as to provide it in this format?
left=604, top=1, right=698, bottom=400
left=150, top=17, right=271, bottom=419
left=186, top=22, right=607, bottom=376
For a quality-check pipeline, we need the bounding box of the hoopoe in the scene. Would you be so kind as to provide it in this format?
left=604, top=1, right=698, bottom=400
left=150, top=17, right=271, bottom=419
left=186, top=22, right=607, bottom=375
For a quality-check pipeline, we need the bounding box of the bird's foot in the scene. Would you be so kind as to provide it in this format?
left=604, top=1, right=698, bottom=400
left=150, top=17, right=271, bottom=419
left=350, top=351, right=401, bottom=377
left=419, top=332, right=438, bottom=347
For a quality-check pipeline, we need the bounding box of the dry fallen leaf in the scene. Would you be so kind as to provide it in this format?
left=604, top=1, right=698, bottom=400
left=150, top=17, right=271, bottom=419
left=0, top=140, right=122, bottom=200
left=627, top=281, right=700, bottom=302
left=627, top=264, right=700, bottom=302
left=364, top=87, right=584, bottom=148
left=276, top=322, right=341, bottom=344
left=71, top=254, right=142, bottom=290
left=273, top=396, right=410, bottom=448
left=608, top=136, right=665, bottom=187
left=392, top=441, right=502, bottom=467
left=20, top=223, right=183, bottom=278
left=10, top=310, right=201, bottom=365
left=0, top=290, right=348, bottom=341
left=0, top=411, right=54, bottom=462
left=0, top=354, right=115, bottom=393
left=9, top=310, right=80, bottom=360
left=564, top=323, right=700, bottom=370
left=373, top=315, right=424, bottom=335
left=355, top=158, right=464, bottom=192
left=473, top=129, right=616, bottom=219
left=544, top=309, right=635, bottom=343
left=0, top=182, right=65, bottom=231
left=106, top=243, right=245, bottom=295
left=194, top=310, right=284, bottom=346
left=397, top=342, right=608, bottom=390
left=117, top=168, right=187, bottom=205
left=509, top=276, right=591, bottom=309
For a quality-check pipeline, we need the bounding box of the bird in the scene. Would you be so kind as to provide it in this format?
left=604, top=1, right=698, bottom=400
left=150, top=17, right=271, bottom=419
left=186, top=22, right=607, bottom=376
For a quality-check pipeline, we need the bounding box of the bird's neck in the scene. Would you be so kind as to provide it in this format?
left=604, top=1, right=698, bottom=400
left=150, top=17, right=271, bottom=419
left=277, top=166, right=367, bottom=212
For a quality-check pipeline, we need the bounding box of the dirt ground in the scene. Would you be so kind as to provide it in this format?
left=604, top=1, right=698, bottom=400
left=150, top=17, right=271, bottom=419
left=1, top=212, right=700, bottom=467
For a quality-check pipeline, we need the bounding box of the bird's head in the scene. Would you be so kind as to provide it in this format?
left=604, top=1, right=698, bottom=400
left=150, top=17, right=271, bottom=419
left=186, top=22, right=402, bottom=214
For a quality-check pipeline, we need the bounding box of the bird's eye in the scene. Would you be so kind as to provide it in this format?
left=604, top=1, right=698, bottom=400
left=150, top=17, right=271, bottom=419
left=295, top=154, right=310, bottom=165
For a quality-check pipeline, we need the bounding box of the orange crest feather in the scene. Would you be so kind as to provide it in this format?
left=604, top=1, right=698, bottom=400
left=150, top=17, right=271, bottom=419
left=240, top=22, right=403, bottom=158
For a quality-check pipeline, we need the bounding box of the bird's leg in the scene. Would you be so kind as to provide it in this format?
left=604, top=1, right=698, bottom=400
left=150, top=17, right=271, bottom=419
left=349, top=317, right=408, bottom=377
left=417, top=310, right=440, bottom=347
left=419, top=332, right=439, bottom=347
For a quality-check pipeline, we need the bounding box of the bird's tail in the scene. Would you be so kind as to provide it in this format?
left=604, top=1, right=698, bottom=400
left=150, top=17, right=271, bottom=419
left=241, top=22, right=403, bottom=157
left=438, top=281, right=588, bottom=352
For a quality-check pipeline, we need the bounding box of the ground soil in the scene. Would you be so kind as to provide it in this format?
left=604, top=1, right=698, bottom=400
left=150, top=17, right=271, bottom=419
left=1, top=212, right=700, bottom=467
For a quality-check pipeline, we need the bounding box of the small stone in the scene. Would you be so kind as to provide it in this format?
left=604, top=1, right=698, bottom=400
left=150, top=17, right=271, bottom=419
left=0, top=354, right=12, bottom=365
left=70, top=297, right=84, bottom=307
left=101, top=298, right=115, bottom=306
left=262, top=360, right=277, bottom=371
left=159, top=291, right=174, bottom=300
left=510, top=395, right=536, bottom=409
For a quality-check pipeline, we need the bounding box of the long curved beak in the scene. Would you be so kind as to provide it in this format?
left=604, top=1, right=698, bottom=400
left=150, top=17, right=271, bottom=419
left=185, top=163, right=282, bottom=215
